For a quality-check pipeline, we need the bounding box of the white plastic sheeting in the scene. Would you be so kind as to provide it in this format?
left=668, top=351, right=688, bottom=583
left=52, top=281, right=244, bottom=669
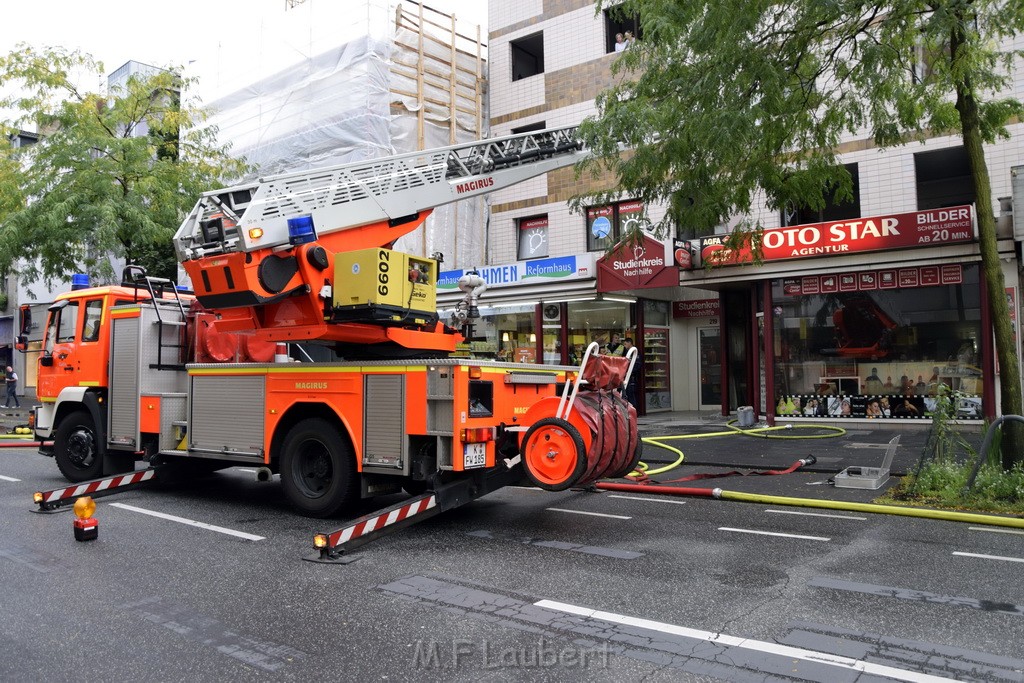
left=187, top=0, right=487, bottom=268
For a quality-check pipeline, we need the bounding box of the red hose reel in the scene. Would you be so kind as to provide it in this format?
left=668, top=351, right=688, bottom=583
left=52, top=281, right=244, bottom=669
left=520, top=344, right=641, bottom=491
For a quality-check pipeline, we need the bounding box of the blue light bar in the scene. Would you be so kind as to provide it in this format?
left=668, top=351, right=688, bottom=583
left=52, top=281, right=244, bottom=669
left=71, top=274, right=90, bottom=290
left=287, top=215, right=317, bottom=246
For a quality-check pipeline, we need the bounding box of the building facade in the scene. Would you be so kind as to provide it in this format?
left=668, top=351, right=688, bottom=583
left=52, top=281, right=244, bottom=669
left=467, top=0, right=1024, bottom=423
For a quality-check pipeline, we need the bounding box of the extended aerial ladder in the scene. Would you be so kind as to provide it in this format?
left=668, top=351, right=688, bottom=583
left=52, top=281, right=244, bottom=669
left=173, top=126, right=591, bottom=353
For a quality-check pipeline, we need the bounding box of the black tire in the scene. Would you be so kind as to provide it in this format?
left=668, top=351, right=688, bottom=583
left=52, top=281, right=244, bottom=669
left=521, top=417, right=588, bottom=492
left=280, top=418, right=358, bottom=518
left=403, top=480, right=430, bottom=496
left=54, top=410, right=103, bottom=482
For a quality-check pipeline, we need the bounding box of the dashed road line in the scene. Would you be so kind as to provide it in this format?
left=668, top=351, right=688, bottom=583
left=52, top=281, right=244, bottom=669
left=546, top=507, right=631, bottom=520
left=765, top=508, right=866, bottom=520
left=109, top=503, right=265, bottom=541
left=606, top=494, right=687, bottom=505
left=719, top=526, right=831, bottom=541
left=953, top=550, right=1024, bottom=564
left=0, top=474, right=20, bottom=482
left=968, top=525, right=1024, bottom=536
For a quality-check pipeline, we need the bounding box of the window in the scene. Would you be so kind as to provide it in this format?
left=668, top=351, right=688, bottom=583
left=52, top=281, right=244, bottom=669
left=915, top=146, right=974, bottom=210
left=780, top=163, right=861, bottom=226
left=604, top=8, right=641, bottom=53
left=518, top=215, right=549, bottom=259
left=586, top=199, right=644, bottom=251
left=511, top=32, right=544, bottom=81
left=44, top=300, right=80, bottom=352
left=511, top=121, right=546, bottom=135
left=771, top=265, right=984, bottom=419
left=81, top=300, right=103, bottom=342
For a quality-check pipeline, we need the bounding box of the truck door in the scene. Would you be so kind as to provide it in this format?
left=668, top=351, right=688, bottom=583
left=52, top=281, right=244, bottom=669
left=39, top=300, right=81, bottom=398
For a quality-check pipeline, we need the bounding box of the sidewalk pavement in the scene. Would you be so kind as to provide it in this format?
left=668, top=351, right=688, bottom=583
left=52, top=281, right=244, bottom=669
left=634, top=410, right=985, bottom=505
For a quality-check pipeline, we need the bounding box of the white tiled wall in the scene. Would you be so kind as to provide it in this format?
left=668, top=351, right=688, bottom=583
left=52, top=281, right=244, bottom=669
left=488, top=0, right=544, bottom=31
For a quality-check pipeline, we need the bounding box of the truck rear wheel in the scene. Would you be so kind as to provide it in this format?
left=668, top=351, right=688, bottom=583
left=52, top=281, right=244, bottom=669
left=54, top=410, right=103, bottom=482
left=280, top=418, right=358, bottom=518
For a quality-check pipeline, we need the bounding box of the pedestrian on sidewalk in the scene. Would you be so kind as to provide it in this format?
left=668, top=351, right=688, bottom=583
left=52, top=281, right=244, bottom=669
left=4, top=366, right=19, bottom=408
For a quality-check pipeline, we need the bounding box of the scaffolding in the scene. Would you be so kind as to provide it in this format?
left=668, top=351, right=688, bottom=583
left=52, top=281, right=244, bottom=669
left=191, top=0, right=488, bottom=267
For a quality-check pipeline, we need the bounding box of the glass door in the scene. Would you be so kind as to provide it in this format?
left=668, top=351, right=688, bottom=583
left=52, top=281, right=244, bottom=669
left=699, top=327, right=722, bottom=407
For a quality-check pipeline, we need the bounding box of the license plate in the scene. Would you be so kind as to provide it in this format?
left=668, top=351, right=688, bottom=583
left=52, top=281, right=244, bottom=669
left=464, top=443, right=487, bottom=468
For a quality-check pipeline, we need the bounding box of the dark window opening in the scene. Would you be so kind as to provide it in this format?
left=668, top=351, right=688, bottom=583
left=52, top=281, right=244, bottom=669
left=781, top=163, right=861, bottom=226
left=604, top=9, right=641, bottom=53
left=915, top=146, right=975, bottom=209
left=511, top=121, right=546, bottom=134
left=468, top=380, right=494, bottom=417
left=511, top=32, right=544, bottom=81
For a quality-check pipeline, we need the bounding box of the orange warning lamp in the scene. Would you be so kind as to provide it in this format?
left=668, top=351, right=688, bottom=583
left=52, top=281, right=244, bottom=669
left=73, top=496, right=98, bottom=542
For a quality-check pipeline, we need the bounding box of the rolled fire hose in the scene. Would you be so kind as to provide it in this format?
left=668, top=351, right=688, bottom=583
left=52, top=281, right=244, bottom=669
left=520, top=390, right=641, bottom=491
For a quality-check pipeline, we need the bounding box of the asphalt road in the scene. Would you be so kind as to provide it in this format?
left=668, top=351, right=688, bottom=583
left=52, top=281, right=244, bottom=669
left=2, top=445, right=1023, bottom=682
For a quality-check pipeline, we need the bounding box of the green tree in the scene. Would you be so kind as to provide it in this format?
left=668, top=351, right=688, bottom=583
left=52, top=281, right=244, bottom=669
left=578, top=0, right=1024, bottom=467
left=0, top=45, right=249, bottom=286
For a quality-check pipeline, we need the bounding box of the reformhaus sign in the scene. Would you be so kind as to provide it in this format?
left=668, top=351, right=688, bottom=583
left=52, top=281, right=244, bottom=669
left=437, top=254, right=595, bottom=291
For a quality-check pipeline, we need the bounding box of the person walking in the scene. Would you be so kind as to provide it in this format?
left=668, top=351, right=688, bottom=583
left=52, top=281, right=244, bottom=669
left=4, top=366, right=19, bottom=408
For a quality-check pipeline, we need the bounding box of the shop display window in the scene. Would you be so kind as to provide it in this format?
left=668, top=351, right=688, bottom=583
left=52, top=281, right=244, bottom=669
left=566, top=300, right=633, bottom=365
left=642, top=300, right=672, bottom=411
left=772, top=264, right=984, bottom=419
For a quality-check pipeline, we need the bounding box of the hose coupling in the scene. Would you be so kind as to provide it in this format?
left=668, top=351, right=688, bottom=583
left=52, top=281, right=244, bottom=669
left=799, top=455, right=817, bottom=466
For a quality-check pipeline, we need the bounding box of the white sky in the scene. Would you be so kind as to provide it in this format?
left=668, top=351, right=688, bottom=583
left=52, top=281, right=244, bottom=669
left=1, top=0, right=487, bottom=98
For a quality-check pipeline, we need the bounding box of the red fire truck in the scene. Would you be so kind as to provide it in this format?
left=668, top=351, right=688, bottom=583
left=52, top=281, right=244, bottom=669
left=27, top=127, right=640, bottom=533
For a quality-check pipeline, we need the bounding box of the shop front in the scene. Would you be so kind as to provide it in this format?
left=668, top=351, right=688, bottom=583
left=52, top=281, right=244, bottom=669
left=436, top=254, right=637, bottom=367
left=679, top=205, right=1016, bottom=422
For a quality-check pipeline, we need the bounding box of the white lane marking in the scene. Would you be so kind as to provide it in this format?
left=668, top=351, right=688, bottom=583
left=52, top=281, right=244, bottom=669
left=109, top=503, right=265, bottom=541
left=507, top=486, right=546, bottom=492
left=546, top=507, right=631, bottom=520
left=607, top=494, right=687, bottom=505
left=534, top=599, right=957, bottom=683
left=0, top=474, right=20, bottom=482
left=765, top=508, right=866, bottom=520
left=968, top=526, right=1024, bottom=536
left=953, top=551, right=1024, bottom=564
left=719, top=527, right=830, bottom=541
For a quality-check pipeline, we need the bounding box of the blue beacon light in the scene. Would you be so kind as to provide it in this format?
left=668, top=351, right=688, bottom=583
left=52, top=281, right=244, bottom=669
left=287, top=215, right=317, bottom=246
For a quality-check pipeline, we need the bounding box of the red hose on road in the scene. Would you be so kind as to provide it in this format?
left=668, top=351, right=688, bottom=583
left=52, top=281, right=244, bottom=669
left=0, top=441, right=41, bottom=448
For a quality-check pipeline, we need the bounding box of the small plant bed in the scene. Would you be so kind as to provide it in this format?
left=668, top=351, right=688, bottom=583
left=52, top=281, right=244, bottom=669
left=876, top=384, right=1024, bottom=516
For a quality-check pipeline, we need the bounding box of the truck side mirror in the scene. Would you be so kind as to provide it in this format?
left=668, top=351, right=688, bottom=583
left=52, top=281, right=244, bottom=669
left=15, top=305, right=32, bottom=351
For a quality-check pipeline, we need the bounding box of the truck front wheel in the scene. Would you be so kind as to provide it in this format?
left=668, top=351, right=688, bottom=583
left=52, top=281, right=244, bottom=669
left=54, top=410, right=103, bottom=482
left=280, top=418, right=358, bottom=518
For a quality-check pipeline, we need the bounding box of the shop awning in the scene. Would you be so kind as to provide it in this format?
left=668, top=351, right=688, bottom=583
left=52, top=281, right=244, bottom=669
left=437, top=278, right=599, bottom=308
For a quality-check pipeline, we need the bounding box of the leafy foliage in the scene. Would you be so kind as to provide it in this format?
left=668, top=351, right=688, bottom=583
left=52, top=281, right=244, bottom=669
left=0, top=45, right=249, bottom=289
left=578, top=0, right=1024, bottom=235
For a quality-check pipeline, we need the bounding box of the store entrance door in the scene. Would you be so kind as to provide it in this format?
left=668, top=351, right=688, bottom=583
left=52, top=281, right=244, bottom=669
left=698, top=327, right=721, bottom=407
left=723, top=289, right=753, bottom=411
